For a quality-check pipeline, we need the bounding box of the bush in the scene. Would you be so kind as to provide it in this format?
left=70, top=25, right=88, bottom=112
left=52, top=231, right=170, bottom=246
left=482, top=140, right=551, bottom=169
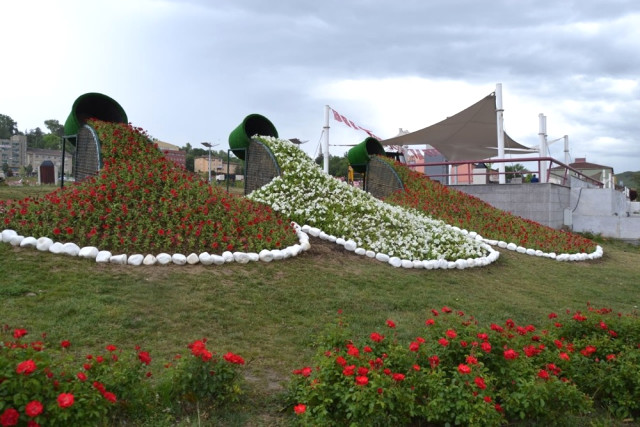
left=287, top=306, right=640, bottom=425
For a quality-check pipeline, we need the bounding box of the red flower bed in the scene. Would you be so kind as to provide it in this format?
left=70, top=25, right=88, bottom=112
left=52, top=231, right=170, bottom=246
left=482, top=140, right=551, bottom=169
left=0, top=120, right=297, bottom=254
left=380, top=157, right=597, bottom=254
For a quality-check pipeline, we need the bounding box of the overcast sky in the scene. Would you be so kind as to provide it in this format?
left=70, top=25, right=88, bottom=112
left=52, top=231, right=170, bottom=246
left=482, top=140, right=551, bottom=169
left=2, top=0, right=639, bottom=173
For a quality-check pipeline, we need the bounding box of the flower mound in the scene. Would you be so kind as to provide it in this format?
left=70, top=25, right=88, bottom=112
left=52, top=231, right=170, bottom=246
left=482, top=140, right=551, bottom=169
left=380, top=157, right=599, bottom=256
left=248, top=137, right=495, bottom=265
left=0, top=120, right=298, bottom=256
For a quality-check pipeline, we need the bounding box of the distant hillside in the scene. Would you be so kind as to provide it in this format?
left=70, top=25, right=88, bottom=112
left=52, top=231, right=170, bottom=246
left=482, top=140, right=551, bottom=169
left=616, top=171, right=640, bottom=189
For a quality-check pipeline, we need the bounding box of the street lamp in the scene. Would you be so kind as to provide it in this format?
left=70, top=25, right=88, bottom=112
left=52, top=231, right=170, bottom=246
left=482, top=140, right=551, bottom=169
left=201, top=142, right=218, bottom=183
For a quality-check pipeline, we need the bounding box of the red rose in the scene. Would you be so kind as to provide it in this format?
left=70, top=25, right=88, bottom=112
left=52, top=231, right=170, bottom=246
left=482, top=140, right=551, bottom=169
left=294, top=404, right=306, bottom=415
left=25, top=401, right=43, bottom=418
left=60, top=340, right=71, bottom=348
left=13, top=329, right=28, bottom=339
left=138, top=351, right=152, bottom=365
left=386, top=319, right=396, bottom=328
left=16, top=360, right=37, bottom=375
left=457, top=363, right=471, bottom=374
left=370, top=332, right=384, bottom=342
left=0, top=408, right=19, bottom=426
left=77, top=372, right=87, bottom=382
left=392, top=373, right=405, bottom=382
left=503, top=349, right=519, bottom=360
left=223, top=352, right=245, bottom=365
left=445, top=329, right=457, bottom=338
left=355, top=375, right=369, bottom=386
left=103, top=392, right=117, bottom=403
left=474, top=376, right=487, bottom=389
left=57, top=393, right=74, bottom=409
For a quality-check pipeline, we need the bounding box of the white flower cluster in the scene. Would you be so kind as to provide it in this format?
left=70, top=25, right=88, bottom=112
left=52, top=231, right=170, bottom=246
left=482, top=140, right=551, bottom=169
left=247, top=136, right=496, bottom=267
left=0, top=225, right=311, bottom=266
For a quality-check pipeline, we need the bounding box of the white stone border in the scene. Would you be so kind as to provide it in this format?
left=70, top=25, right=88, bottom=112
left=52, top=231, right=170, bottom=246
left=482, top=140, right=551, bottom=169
left=0, top=223, right=310, bottom=266
left=1, top=221, right=603, bottom=269
left=301, top=224, right=500, bottom=270
left=446, top=225, right=604, bottom=262
left=302, top=223, right=603, bottom=269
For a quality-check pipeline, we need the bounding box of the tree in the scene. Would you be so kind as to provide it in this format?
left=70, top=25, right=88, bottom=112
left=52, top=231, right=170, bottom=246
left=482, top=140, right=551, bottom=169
left=505, top=163, right=527, bottom=179
left=315, top=154, right=350, bottom=178
left=0, top=114, right=18, bottom=139
left=26, top=127, right=45, bottom=149
left=44, top=119, right=64, bottom=137
left=2, top=162, right=12, bottom=177
left=42, top=133, right=62, bottom=150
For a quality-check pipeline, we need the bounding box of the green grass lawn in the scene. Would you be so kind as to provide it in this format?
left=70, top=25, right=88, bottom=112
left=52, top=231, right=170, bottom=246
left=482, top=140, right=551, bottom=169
left=1, top=186, right=639, bottom=425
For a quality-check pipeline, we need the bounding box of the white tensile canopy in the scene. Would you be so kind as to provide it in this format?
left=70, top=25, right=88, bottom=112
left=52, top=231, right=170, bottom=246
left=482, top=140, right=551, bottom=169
left=381, top=92, right=532, bottom=162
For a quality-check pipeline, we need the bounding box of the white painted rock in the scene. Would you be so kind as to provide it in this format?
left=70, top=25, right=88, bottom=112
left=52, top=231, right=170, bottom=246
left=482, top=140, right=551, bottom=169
left=62, top=242, right=80, bottom=257
left=222, top=251, right=234, bottom=262
left=272, top=249, right=283, bottom=260
left=423, top=260, right=435, bottom=270
left=401, top=259, right=413, bottom=269
left=389, top=257, right=402, bottom=268
left=143, top=254, right=157, bottom=265
left=301, top=224, right=311, bottom=232
left=1, top=229, right=17, bottom=242
left=375, top=253, right=390, bottom=263
left=447, top=261, right=456, bottom=269
left=186, top=253, right=200, bottom=265
left=95, top=251, right=112, bottom=263
left=497, top=241, right=508, bottom=248
left=259, top=249, right=273, bottom=262
left=354, top=247, right=366, bottom=256
left=211, top=254, right=225, bottom=265
left=506, top=243, right=518, bottom=251
left=172, top=254, right=187, bottom=265
left=412, top=260, right=424, bottom=269
left=49, top=242, right=64, bottom=254
left=516, top=246, right=526, bottom=254
left=128, top=254, right=144, bottom=266
left=344, top=240, right=357, bottom=251
left=336, top=238, right=346, bottom=246
left=365, top=250, right=375, bottom=258
left=300, top=240, right=311, bottom=251
left=319, top=231, right=328, bottom=240
left=79, top=246, right=99, bottom=259
left=455, top=259, right=467, bottom=269
left=110, top=254, right=127, bottom=265
left=36, top=237, right=54, bottom=251
left=199, top=252, right=213, bottom=265
left=233, top=252, right=250, bottom=264
left=248, top=252, right=259, bottom=262
left=156, top=253, right=172, bottom=265
left=9, top=235, right=24, bottom=246
left=308, top=227, right=321, bottom=237
left=327, top=235, right=337, bottom=243
left=20, top=236, right=37, bottom=248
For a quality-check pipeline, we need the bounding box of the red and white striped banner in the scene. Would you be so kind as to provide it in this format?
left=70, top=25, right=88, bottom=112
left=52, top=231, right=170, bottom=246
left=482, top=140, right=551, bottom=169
left=330, top=108, right=381, bottom=140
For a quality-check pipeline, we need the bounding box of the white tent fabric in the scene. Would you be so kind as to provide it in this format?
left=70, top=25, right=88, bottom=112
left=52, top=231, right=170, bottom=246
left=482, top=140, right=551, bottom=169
left=381, top=93, right=532, bottom=161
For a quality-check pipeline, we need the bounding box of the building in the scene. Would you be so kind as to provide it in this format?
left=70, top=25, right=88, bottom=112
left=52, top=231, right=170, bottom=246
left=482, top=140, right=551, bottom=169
left=550, top=157, right=614, bottom=187
left=0, top=135, right=27, bottom=173
left=27, top=148, right=73, bottom=177
left=154, top=140, right=186, bottom=169
left=194, top=156, right=238, bottom=176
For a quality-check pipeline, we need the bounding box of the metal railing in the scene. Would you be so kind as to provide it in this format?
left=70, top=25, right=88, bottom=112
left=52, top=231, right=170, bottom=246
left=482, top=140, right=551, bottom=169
left=406, top=156, right=605, bottom=188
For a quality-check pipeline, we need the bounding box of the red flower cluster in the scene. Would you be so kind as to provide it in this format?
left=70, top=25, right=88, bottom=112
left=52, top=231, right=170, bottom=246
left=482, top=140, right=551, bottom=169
left=223, top=352, right=245, bottom=365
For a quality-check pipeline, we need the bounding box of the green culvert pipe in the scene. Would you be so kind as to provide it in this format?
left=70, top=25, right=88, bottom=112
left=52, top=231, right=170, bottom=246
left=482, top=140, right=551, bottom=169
left=228, top=114, right=278, bottom=160
left=347, top=137, right=385, bottom=173
left=64, top=92, right=128, bottom=138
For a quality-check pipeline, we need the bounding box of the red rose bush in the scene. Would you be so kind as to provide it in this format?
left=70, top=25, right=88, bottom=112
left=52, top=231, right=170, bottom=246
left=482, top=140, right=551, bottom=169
left=287, top=305, right=640, bottom=425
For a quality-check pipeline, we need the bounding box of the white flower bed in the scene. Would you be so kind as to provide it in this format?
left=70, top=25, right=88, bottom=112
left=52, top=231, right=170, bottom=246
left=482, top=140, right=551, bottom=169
left=247, top=136, right=496, bottom=268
